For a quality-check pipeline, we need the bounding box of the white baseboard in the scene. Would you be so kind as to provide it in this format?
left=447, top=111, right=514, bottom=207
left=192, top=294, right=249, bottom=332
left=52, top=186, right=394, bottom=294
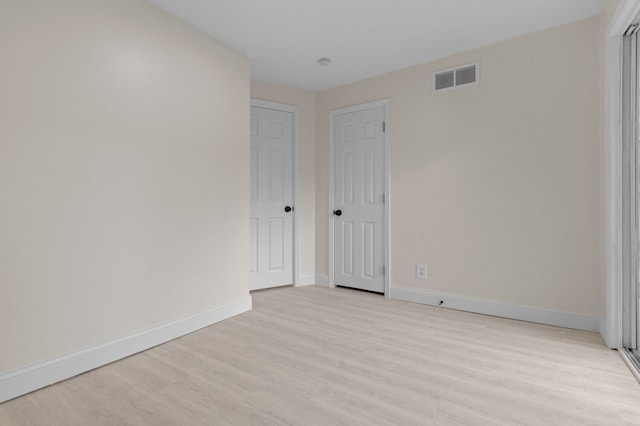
left=599, top=316, right=608, bottom=346
left=296, top=274, right=329, bottom=287
left=390, top=286, right=599, bottom=332
left=0, top=296, right=252, bottom=404
left=296, top=274, right=317, bottom=287
left=315, top=274, right=329, bottom=287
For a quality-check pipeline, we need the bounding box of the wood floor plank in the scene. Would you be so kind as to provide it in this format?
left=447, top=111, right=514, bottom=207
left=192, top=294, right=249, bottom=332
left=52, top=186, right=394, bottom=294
left=1, top=285, right=640, bottom=425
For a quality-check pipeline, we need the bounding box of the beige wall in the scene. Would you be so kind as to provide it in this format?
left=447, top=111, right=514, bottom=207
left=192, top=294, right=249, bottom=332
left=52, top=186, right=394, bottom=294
left=0, top=0, right=250, bottom=373
left=316, top=17, right=603, bottom=316
left=250, top=82, right=317, bottom=277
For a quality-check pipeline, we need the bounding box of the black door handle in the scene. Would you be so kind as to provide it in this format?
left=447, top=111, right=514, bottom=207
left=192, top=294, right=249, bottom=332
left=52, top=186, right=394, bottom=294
left=284, top=206, right=293, bottom=213
left=333, top=209, right=342, bottom=216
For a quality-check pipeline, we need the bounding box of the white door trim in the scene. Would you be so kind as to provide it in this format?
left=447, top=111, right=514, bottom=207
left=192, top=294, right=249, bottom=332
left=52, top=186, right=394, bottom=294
left=604, top=0, right=640, bottom=348
left=329, top=99, right=390, bottom=297
left=611, top=0, right=640, bottom=36
left=250, top=98, right=300, bottom=287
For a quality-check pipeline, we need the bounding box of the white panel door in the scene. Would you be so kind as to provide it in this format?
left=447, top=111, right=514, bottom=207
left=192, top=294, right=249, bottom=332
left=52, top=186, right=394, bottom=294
left=333, top=106, right=385, bottom=293
left=250, top=106, right=293, bottom=290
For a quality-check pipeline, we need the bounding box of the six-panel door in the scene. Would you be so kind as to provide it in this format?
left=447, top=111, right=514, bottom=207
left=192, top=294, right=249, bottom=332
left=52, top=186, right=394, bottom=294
left=249, top=107, right=294, bottom=290
left=333, top=106, right=385, bottom=293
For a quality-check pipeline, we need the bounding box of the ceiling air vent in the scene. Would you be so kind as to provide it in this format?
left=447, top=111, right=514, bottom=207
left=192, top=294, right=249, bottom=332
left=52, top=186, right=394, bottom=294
left=433, top=62, right=479, bottom=92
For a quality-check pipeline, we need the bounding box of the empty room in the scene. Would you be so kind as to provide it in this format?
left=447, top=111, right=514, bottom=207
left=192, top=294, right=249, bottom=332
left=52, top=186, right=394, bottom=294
left=2, top=0, right=640, bottom=424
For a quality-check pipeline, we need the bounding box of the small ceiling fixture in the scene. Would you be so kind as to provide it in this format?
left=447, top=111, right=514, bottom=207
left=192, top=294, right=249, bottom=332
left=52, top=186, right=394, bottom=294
left=318, top=57, right=331, bottom=67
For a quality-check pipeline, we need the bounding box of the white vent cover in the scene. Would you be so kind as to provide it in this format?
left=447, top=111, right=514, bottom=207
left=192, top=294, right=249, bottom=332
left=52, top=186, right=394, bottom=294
left=433, top=62, right=479, bottom=92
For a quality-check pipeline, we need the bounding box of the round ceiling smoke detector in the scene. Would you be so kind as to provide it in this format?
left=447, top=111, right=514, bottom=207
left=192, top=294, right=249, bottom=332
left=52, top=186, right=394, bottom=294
left=318, top=57, right=331, bottom=67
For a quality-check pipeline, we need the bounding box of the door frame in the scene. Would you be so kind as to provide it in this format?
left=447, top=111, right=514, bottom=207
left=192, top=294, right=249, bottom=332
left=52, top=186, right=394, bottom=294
left=604, top=0, right=640, bottom=349
left=329, top=99, right=390, bottom=297
left=250, top=98, right=300, bottom=287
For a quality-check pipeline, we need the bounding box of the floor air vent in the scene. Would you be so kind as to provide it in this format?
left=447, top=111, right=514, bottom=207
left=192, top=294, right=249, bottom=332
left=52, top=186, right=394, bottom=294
left=433, top=62, right=479, bottom=92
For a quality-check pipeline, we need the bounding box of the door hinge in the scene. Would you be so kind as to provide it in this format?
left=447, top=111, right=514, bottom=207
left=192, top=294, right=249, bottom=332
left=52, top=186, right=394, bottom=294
left=383, top=121, right=386, bottom=133
left=382, top=264, right=385, bottom=275
left=382, top=193, right=385, bottom=204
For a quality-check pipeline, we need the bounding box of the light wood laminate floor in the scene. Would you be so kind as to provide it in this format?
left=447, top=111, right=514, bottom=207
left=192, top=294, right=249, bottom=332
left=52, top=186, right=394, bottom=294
left=1, top=285, right=640, bottom=425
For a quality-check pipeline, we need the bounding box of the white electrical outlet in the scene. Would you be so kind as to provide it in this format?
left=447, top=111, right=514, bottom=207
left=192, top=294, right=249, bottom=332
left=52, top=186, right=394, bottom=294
left=416, top=264, right=427, bottom=280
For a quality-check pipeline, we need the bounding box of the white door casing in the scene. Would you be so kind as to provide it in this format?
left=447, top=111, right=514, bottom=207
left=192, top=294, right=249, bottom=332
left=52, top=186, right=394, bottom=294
left=332, top=104, right=387, bottom=293
left=604, top=0, right=640, bottom=350
left=249, top=106, right=294, bottom=290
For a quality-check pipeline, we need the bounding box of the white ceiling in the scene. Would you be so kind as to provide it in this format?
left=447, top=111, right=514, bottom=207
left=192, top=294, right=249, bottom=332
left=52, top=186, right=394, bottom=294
left=147, top=0, right=605, bottom=92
